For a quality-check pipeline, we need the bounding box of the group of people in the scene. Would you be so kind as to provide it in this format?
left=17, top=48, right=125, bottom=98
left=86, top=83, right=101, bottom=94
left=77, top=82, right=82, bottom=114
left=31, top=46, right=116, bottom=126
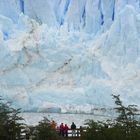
left=51, top=120, right=76, bottom=137
left=59, top=122, right=76, bottom=137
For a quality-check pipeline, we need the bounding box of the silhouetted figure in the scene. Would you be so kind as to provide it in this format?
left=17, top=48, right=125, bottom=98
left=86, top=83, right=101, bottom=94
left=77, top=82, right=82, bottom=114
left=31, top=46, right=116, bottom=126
left=25, top=126, right=30, bottom=140
left=64, top=124, right=69, bottom=137
left=59, top=123, right=64, bottom=136
left=79, top=126, right=83, bottom=137
left=52, top=120, right=57, bottom=129
left=71, top=122, right=76, bottom=137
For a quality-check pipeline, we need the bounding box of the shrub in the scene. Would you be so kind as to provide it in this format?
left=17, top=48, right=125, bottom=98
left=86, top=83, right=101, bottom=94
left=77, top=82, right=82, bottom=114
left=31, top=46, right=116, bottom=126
left=33, top=117, right=59, bottom=140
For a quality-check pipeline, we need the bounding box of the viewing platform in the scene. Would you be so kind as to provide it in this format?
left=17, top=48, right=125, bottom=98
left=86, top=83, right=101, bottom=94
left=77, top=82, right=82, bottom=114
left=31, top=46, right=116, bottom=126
left=20, top=128, right=86, bottom=140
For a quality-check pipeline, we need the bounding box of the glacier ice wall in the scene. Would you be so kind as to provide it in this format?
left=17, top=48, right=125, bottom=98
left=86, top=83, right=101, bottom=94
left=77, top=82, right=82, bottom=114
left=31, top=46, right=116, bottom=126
left=0, top=0, right=140, bottom=112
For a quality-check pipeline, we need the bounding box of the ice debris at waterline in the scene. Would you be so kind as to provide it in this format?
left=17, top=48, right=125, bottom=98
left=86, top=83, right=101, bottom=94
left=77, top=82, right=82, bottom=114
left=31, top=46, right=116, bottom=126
left=0, top=0, right=140, bottom=113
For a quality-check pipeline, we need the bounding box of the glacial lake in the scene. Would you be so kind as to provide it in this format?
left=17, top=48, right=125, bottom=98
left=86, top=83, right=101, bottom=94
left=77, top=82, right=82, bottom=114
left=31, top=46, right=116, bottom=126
left=20, top=112, right=113, bottom=127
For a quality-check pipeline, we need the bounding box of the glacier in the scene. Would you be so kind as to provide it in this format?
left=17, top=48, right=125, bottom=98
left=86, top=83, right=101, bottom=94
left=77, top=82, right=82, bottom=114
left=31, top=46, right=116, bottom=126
left=0, top=0, right=140, bottom=113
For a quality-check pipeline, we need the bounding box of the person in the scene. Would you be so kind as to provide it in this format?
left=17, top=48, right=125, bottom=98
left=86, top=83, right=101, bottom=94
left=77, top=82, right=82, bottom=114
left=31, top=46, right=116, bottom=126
left=71, top=122, right=76, bottom=137
left=59, top=123, right=64, bottom=136
left=25, top=126, right=30, bottom=140
left=52, top=120, right=57, bottom=129
left=79, top=126, right=83, bottom=137
left=64, top=124, right=69, bottom=137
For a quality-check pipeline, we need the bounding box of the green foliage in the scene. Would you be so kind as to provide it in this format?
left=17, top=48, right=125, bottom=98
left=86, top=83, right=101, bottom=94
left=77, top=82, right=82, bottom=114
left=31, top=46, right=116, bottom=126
left=0, top=96, right=25, bottom=140
left=33, top=117, right=59, bottom=140
left=82, top=94, right=140, bottom=140
left=112, top=94, right=140, bottom=134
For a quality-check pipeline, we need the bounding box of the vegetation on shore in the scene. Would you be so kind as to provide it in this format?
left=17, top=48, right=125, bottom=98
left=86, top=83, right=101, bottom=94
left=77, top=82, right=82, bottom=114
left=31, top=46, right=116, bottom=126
left=0, top=97, right=25, bottom=140
left=0, top=94, right=140, bottom=140
left=81, top=95, right=140, bottom=140
left=32, top=117, right=58, bottom=140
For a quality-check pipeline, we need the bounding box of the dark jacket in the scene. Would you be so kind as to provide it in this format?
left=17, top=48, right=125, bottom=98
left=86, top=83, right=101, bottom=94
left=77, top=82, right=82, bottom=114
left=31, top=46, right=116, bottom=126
left=71, top=123, right=76, bottom=129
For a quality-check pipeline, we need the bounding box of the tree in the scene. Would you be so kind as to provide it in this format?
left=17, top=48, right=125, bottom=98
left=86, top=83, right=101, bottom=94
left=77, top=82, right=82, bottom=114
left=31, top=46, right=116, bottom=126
left=33, top=117, right=58, bottom=140
left=112, top=94, right=140, bottom=134
left=82, top=94, right=140, bottom=140
left=0, top=96, right=25, bottom=140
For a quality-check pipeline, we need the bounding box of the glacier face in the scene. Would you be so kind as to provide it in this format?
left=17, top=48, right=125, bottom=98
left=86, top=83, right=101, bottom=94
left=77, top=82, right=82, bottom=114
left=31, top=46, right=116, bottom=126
left=0, top=0, right=140, bottom=113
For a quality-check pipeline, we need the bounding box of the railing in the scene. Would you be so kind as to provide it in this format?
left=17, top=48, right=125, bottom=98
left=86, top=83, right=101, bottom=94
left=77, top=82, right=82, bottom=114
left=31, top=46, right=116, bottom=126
left=57, top=128, right=86, bottom=137
left=67, top=129, right=82, bottom=137
left=20, top=127, right=86, bottom=139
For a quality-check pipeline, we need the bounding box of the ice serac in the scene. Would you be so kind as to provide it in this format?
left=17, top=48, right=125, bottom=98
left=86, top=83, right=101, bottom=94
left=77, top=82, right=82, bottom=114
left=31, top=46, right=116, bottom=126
left=64, top=0, right=86, bottom=30
left=0, top=0, right=21, bottom=22
left=84, top=0, right=101, bottom=34
left=24, top=0, right=58, bottom=26
left=55, top=0, right=70, bottom=25
left=0, top=0, right=140, bottom=113
left=102, top=5, right=139, bottom=64
left=101, top=0, right=115, bottom=30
